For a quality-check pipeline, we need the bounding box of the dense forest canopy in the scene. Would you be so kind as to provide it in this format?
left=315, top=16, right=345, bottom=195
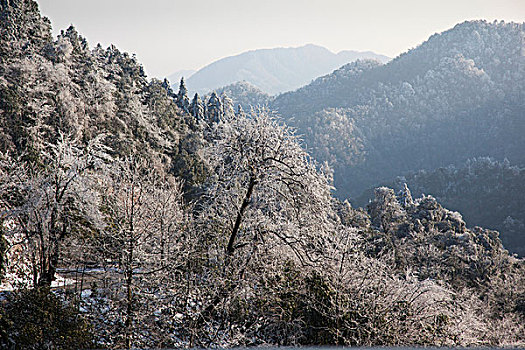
left=271, top=20, right=525, bottom=198
left=355, top=158, right=525, bottom=257
left=0, top=1, right=524, bottom=349
left=262, top=20, right=525, bottom=258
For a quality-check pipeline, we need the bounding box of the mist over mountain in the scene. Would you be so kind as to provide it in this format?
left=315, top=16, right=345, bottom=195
left=269, top=20, right=525, bottom=257
left=356, top=158, right=525, bottom=257
left=183, top=44, right=390, bottom=95
left=214, top=81, right=272, bottom=111
left=167, top=69, right=195, bottom=85
left=1, top=1, right=524, bottom=348
left=272, top=20, right=525, bottom=199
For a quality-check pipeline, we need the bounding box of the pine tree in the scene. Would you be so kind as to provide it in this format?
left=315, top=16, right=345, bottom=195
left=175, top=77, right=189, bottom=113
left=161, top=78, right=176, bottom=98
left=221, top=92, right=234, bottom=118
left=236, top=104, right=245, bottom=118
left=206, top=91, right=222, bottom=123
left=0, top=0, right=52, bottom=60
left=190, top=92, right=204, bottom=122
left=398, top=183, right=414, bottom=208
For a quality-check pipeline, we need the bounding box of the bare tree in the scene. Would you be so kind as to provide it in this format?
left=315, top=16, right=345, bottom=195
left=90, top=156, right=188, bottom=349
left=0, top=135, right=109, bottom=287
left=318, top=226, right=457, bottom=346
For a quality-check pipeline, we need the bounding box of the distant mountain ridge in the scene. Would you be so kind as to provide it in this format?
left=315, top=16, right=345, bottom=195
left=181, top=44, right=390, bottom=95
left=269, top=20, right=525, bottom=255
left=271, top=20, right=525, bottom=198
left=167, top=69, right=196, bottom=85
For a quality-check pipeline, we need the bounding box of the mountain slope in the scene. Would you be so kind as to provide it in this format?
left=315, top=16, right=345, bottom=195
left=184, top=44, right=390, bottom=95
left=271, top=20, right=525, bottom=199
left=215, top=81, right=272, bottom=111
left=0, top=2, right=206, bottom=196
left=167, top=69, right=195, bottom=85
left=355, top=158, right=525, bottom=256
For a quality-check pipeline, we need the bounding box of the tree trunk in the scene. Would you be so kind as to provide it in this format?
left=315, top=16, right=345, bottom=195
left=125, top=183, right=136, bottom=350
left=226, top=176, right=256, bottom=255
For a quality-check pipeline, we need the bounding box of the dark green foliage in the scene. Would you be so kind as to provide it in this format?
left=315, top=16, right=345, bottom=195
left=219, top=262, right=337, bottom=346
left=0, top=0, right=52, bottom=60
left=170, top=143, right=208, bottom=200
left=0, top=287, right=95, bottom=350
left=175, top=77, right=190, bottom=113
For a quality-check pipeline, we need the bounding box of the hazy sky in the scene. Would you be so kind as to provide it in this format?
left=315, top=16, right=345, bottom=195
left=36, top=0, right=524, bottom=79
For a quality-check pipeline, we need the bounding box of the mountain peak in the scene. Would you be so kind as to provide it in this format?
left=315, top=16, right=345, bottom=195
left=182, top=45, right=390, bottom=95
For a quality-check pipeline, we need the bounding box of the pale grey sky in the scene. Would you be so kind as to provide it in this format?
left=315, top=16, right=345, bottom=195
left=36, top=0, right=525, bottom=79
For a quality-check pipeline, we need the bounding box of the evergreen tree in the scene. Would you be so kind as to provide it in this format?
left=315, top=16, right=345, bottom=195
left=190, top=92, right=204, bottom=122
left=397, top=182, right=414, bottom=208
left=236, top=104, right=245, bottom=118
left=161, top=78, right=176, bottom=98
left=175, top=77, right=189, bottom=113
left=206, top=91, right=222, bottom=123
left=221, top=92, right=234, bottom=118
left=0, top=0, right=52, bottom=60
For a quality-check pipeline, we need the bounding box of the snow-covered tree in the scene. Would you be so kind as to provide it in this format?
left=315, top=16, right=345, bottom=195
left=201, top=109, right=334, bottom=262
left=161, top=78, right=176, bottom=98
left=0, top=135, right=109, bottom=287
left=89, top=156, right=188, bottom=349
left=175, top=77, right=190, bottom=113
left=236, top=104, right=245, bottom=118
left=397, top=182, right=414, bottom=208
left=182, top=109, right=334, bottom=345
left=190, top=92, right=204, bottom=122
left=367, top=187, right=407, bottom=233
left=220, top=92, right=235, bottom=119
left=205, top=91, right=222, bottom=123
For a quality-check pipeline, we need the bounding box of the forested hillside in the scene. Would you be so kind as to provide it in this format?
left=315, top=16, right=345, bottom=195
left=0, top=0, right=208, bottom=193
left=269, top=20, right=525, bottom=257
left=0, top=1, right=524, bottom=349
left=214, top=80, right=272, bottom=111
left=355, top=158, right=525, bottom=257
left=272, top=20, right=525, bottom=199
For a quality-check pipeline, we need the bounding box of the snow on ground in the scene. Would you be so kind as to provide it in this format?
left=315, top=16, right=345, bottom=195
left=0, top=274, right=76, bottom=291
